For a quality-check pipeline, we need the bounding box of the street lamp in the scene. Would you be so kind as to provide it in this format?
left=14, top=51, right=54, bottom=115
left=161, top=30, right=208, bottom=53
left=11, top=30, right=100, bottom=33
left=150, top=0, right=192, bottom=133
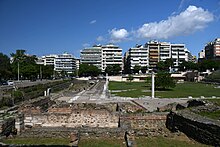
left=151, top=71, right=155, bottom=99
left=18, top=61, right=20, bottom=81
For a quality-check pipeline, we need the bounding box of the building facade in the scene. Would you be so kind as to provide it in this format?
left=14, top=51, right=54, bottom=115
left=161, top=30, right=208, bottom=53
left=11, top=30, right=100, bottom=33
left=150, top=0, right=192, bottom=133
left=80, top=44, right=123, bottom=72
left=102, top=44, right=123, bottom=72
left=42, top=54, right=57, bottom=66
left=171, top=43, right=187, bottom=68
left=124, top=45, right=149, bottom=72
left=205, top=38, right=220, bottom=60
left=54, top=53, right=76, bottom=74
left=124, top=41, right=191, bottom=72
left=80, top=45, right=102, bottom=70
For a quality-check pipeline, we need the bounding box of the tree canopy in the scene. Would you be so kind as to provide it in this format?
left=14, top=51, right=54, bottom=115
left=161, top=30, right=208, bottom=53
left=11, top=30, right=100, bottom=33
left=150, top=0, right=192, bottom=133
left=105, top=64, right=121, bottom=76
left=11, top=50, right=39, bottom=80
left=0, top=53, right=12, bottom=80
left=79, top=63, right=101, bottom=77
left=157, top=59, right=174, bottom=71
left=155, top=71, right=176, bottom=90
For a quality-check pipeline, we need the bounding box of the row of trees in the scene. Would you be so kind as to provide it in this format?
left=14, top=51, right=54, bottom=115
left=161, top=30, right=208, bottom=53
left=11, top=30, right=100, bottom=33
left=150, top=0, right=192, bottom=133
left=124, top=59, right=220, bottom=74
left=0, top=50, right=54, bottom=81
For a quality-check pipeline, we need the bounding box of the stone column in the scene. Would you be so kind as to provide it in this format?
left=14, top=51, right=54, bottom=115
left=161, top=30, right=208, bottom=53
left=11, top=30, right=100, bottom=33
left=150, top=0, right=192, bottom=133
left=152, top=72, right=155, bottom=99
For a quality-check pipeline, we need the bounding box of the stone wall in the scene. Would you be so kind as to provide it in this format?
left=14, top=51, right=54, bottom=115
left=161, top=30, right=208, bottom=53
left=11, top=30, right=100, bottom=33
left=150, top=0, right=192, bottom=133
left=22, top=107, right=119, bottom=128
left=166, top=110, right=220, bottom=146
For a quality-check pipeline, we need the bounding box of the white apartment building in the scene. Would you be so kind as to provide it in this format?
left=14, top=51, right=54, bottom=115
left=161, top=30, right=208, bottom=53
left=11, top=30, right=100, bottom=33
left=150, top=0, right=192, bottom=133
left=159, top=42, right=171, bottom=61
left=80, top=44, right=123, bottom=72
left=125, top=45, right=149, bottom=71
left=124, top=41, right=191, bottom=72
left=54, top=53, right=76, bottom=74
left=171, top=44, right=187, bottom=68
left=102, top=44, right=123, bottom=72
left=80, top=45, right=102, bottom=70
left=42, top=54, right=57, bottom=66
left=198, top=49, right=205, bottom=59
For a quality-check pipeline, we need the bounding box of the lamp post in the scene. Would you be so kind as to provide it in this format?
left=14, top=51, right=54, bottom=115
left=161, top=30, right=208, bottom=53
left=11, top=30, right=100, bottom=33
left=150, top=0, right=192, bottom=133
left=151, top=71, right=155, bottom=99
left=18, top=61, right=20, bottom=81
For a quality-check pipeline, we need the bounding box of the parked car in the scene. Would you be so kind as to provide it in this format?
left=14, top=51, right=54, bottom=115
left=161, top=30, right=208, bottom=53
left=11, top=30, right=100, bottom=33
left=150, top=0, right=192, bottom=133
left=7, top=80, right=14, bottom=85
left=0, top=80, right=8, bottom=85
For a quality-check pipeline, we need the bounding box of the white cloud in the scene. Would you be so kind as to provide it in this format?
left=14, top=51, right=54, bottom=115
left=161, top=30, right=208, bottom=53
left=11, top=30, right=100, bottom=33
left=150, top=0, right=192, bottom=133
left=136, top=5, right=214, bottom=39
left=82, top=43, right=90, bottom=47
left=90, top=20, right=96, bottom=24
left=109, top=28, right=129, bottom=43
left=96, top=36, right=105, bottom=42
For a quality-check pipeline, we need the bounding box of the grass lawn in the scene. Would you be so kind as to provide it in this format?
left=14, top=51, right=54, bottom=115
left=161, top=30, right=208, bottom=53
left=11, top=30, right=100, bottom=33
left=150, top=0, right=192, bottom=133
left=78, top=138, right=126, bottom=147
left=198, top=110, right=220, bottom=120
left=109, top=81, right=220, bottom=98
left=136, top=136, right=209, bottom=147
left=1, top=138, right=70, bottom=145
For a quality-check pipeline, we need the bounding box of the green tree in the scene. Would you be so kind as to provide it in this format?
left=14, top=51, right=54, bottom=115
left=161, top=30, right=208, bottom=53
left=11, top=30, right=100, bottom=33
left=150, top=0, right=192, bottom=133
left=41, top=65, right=54, bottom=79
left=0, top=53, right=12, bottom=80
left=105, top=64, right=121, bottom=76
left=11, top=50, right=38, bottom=80
left=79, top=64, right=101, bottom=77
left=198, top=60, right=220, bottom=72
left=157, top=59, right=174, bottom=71
left=127, top=74, right=133, bottom=82
left=179, top=61, right=198, bottom=71
left=140, top=66, right=147, bottom=74
left=155, top=71, right=176, bottom=90
left=133, top=65, right=141, bottom=74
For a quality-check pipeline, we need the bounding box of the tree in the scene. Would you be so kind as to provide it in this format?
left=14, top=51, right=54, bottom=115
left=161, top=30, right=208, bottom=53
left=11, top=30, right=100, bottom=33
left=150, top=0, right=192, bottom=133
left=198, top=60, right=220, bottom=72
left=41, top=65, right=54, bottom=79
left=155, top=71, right=176, bottom=90
left=0, top=53, right=12, bottom=80
left=179, top=61, right=198, bottom=71
left=79, top=64, right=101, bottom=77
left=133, top=65, right=141, bottom=74
left=157, top=59, right=174, bottom=71
left=127, top=74, right=133, bottom=82
left=11, top=50, right=38, bottom=80
left=105, top=64, right=121, bottom=76
left=141, top=66, right=147, bottom=74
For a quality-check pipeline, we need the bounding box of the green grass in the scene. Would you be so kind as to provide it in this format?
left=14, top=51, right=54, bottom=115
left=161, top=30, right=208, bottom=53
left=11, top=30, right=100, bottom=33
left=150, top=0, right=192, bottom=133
left=2, top=138, right=70, bottom=145
left=198, top=110, right=220, bottom=120
left=206, top=99, right=220, bottom=106
left=109, top=81, right=220, bottom=98
left=136, top=136, right=209, bottom=147
left=78, top=138, right=125, bottom=147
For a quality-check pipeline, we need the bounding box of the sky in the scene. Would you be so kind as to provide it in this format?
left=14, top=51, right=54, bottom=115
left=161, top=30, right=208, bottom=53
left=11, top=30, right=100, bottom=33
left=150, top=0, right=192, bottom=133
left=0, top=0, right=220, bottom=58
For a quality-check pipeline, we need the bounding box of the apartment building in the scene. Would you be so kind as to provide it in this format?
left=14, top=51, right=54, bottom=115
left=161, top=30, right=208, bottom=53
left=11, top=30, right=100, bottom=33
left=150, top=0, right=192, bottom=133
left=80, top=45, right=102, bottom=70
left=124, top=41, right=191, bottom=72
left=171, top=44, right=187, bottom=68
left=124, top=45, right=149, bottom=72
left=205, top=38, right=220, bottom=60
left=146, top=41, right=160, bottom=69
left=42, top=54, right=57, bottom=66
left=102, top=44, right=122, bottom=72
left=80, top=44, right=123, bottom=72
left=54, top=53, right=76, bottom=74
left=159, top=42, right=171, bottom=61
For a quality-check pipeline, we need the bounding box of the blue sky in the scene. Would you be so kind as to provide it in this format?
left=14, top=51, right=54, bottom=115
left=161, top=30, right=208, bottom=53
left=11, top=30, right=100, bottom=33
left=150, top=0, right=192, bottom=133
left=0, top=0, right=220, bottom=58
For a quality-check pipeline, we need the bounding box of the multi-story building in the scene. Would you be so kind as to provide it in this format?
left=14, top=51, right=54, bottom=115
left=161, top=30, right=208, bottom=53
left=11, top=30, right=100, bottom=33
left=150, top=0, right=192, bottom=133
left=205, top=38, right=220, bottom=60
left=54, top=53, right=76, bottom=74
left=171, top=44, right=187, bottom=68
left=159, top=42, right=171, bottom=61
left=102, top=44, right=122, bottom=72
left=80, top=45, right=102, bottom=70
left=42, top=54, right=57, bottom=66
left=146, top=41, right=160, bottom=69
left=124, top=44, right=149, bottom=72
left=80, top=44, right=123, bottom=72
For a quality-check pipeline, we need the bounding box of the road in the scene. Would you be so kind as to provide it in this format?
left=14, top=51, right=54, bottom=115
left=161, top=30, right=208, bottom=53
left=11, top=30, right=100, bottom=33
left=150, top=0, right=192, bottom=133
left=66, top=80, right=107, bottom=102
